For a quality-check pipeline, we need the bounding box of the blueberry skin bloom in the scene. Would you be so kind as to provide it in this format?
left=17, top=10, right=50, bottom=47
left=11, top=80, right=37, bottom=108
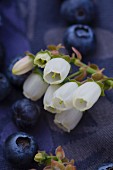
left=7, top=56, right=29, bottom=87
left=61, top=0, right=96, bottom=25
left=12, top=99, right=41, bottom=130
left=0, top=73, right=11, bottom=101
left=98, top=163, right=113, bottom=170
left=4, top=132, right=38, bottom=168
left=63, top=24, right=96, bottom=56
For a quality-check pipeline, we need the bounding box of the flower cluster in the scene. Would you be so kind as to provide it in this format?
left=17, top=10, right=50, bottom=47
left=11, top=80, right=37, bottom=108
left=34, top=146, right=76, bottom=170
left=12, top=44, right=113, bottom=132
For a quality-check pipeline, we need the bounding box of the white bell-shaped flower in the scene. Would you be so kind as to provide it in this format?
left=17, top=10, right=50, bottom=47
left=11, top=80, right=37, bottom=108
left=73, top=82, right=101, bottom=111
left=43, top=58, right=70, bottom=84
left=43, top=85, right=61, bottom=113
left=34, top=51, right=51, bottom=68
left=23, top=73, right=48, bottom=101
left=54, top=108, right=83, bottom=132
left=12, top=56, right=34, bottom=75
left=52, top=82, right=78, bottom=111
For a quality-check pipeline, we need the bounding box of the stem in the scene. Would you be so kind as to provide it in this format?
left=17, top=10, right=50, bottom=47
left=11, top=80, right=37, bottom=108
left=67, top=71, right=81, bottom=79
left=47, top=156, right=57, bottom=159
left=82, top=63, right=96, bottom=74
left=75, top=60, right=113, bottom=87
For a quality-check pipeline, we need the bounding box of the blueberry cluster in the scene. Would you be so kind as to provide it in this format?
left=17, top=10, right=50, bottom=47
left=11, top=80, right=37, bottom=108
left=4, top=98, right=41, bottom=168
left=0, top=64, right=40, bottom=168
left=61, top=0, right=96, bottom=56
left=0, top=7, right=40, bottom=169
left=0, top=1, right=113, bottom=170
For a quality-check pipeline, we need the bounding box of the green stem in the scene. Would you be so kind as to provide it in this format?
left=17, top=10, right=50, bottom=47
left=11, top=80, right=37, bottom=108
left=82, top=63, right=96, bottom=74
left=67, top=71, right=81, bottom=79
left=47, top=156, right=57, bottom=160
left=75, top=60, right=113, bottom=87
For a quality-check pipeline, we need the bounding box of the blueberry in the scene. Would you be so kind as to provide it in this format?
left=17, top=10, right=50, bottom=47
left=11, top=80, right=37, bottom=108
left=6, top=56, right=29, bottom=87
left=98, top=163, right=113, bottom=170
left=61, top=0, right=96, bottom=25
left=0, top=73, right=11, bottom=101
left=63, top=24, right=96, bottom=56
left=12, top=99, right=41, bottom=130
left=4, top=132, right=38, bottom=168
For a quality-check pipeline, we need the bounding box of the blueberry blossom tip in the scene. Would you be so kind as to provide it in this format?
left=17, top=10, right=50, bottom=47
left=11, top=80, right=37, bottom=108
left=34, top=146, right=76, bottom=170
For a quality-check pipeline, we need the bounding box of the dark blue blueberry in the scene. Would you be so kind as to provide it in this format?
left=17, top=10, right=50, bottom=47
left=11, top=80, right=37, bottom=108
left=61, top=0, right=96, bottom=25
left=0, top=73, right=11, bottom=101
left=63, top=24, right=96, bottom=56
left=4, top=132, right=38, bottom=168
left=6, top=56, right=29, bottom=87
left=98, top=163, right=113, bottom=170
left=12, top=99, right=41, bottom=130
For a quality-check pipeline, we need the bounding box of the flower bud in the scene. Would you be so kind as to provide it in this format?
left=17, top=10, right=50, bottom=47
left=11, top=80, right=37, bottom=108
left=73, top=82, right=101, bottom=111
left=43, top=85, right=61, bottom=113
left=43, top=58, right=70, bottom=84
left=54, top=109, right=83, bottom=132
left=12, top=56, right=34, bottom=75
left=34, top=51, right=51, bottom=68
left=34, top=151, right=47, bottom=164
left=34, top=153, right=43, bottom=162
left=23, top=73, right=48, bottom=101
left=55, top=146, right=65, bottom=160
left=53, top=82, right=78, bottom=111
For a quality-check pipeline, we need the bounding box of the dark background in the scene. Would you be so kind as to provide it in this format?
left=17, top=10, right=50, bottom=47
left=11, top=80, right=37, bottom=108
left=0, top=0, right=113, bottom=169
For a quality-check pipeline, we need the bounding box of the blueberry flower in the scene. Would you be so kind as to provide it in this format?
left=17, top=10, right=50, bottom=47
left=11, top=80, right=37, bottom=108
left=53, top=82, right=78, bottom=111
left=43, top=85, right=61, bottom=113
left=54, top=108, right=83, bottom=132
left=43, top=58, right=70, bottom=84
left=23, top=73, right=48, bottom=101
left=73, top=82, right=101, bottom=111
left=34, top=51, right=51, bottom=68
left=12, top=56, right=34, bottom=75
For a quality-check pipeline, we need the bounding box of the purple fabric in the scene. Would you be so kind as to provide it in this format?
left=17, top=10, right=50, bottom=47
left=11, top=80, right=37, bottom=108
left=0, top=0, right=113, bottom=170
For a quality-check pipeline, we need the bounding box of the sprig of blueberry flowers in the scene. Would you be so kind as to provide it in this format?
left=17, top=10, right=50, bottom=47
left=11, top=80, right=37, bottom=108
left=34, top=146, right=76, bottom=170
left=12, top=44, right=113, bottom=132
